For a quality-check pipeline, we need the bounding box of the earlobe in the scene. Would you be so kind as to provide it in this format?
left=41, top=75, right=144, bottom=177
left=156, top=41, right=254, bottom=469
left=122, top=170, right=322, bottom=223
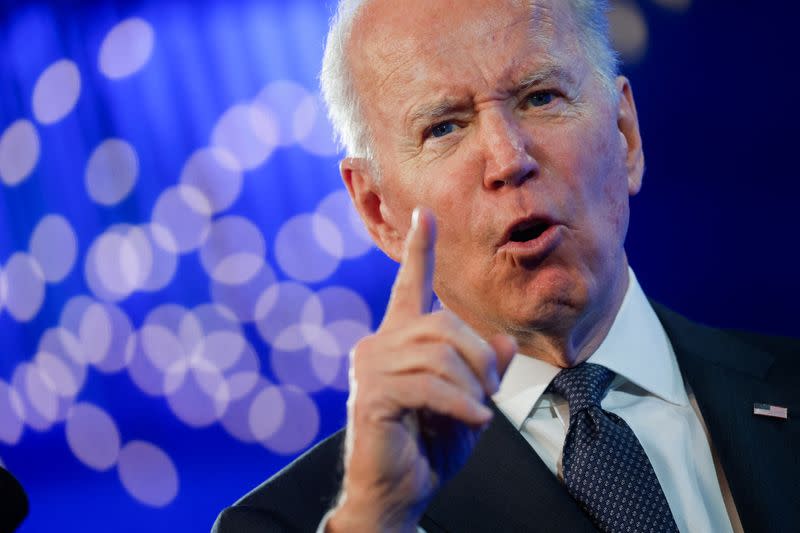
left=340, top=157, right=403, bottom=261
left=615, top=76, right=645, bottom=196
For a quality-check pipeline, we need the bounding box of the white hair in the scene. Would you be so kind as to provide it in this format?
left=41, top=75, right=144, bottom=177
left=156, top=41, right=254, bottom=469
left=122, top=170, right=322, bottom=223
left=320, top=0, right=619, bottom=162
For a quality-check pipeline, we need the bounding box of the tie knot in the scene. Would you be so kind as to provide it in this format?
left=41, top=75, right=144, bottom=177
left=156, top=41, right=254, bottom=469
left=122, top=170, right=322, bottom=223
left=548, top=362, right=614, bottom=415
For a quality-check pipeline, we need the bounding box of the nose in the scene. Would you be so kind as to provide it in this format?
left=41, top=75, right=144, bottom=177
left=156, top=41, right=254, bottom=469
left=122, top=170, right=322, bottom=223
left=481, top=110, right=538, bottom=190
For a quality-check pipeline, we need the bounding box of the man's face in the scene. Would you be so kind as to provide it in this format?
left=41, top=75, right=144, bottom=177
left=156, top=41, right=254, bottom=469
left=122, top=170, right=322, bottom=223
left=345, top=0, right=643, bottom=361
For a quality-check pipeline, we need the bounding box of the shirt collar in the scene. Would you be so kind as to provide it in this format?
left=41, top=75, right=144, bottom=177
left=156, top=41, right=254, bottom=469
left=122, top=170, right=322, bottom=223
left=588, top=267, right=688, bottom=407
left=493, top=266, right=688, bottom=430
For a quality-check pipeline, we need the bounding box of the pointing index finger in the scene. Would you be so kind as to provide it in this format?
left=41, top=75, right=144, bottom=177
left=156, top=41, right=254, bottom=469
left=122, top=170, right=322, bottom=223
left=384, top=207, right=437, bottom=326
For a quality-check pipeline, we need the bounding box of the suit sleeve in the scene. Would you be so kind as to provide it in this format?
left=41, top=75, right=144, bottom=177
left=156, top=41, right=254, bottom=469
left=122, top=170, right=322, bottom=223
left=211, top=430, right=346, bottom=533
left=212, top=505, right=301, bottom=533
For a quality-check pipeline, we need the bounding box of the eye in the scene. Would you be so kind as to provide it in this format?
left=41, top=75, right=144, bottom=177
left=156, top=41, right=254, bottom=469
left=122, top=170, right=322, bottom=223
left=525, top=91, right=556, bottom=108
left=428, top=121, right=457, bottom=139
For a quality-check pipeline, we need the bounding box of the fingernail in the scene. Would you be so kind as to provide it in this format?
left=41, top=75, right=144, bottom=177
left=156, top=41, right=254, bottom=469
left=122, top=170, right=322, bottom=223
left=411, top=207, right=421, bottom=230
left=477, top=403, right=493, bottom=420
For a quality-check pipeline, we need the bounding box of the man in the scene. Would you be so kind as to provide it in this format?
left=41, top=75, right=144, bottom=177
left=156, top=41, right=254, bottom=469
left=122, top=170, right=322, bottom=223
left=213, top=0, right=800, bottom=531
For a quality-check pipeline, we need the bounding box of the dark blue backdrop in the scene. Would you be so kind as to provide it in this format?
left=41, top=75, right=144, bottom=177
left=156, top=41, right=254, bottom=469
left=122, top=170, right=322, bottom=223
left=0, top=1, right=796, bottom=532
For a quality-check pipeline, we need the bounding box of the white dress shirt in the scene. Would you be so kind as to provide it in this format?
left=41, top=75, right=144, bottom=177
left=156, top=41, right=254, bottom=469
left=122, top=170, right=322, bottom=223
left=493, top=268, right=739, bottom=533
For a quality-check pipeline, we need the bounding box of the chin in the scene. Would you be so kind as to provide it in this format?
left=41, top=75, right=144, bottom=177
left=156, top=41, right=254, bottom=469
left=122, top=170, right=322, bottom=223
left=507, top=265, right=590, bottom=333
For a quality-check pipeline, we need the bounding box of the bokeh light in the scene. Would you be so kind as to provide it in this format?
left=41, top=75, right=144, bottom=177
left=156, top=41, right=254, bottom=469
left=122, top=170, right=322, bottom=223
left=275, top=214, right=343, bottom=282
left=99, top=18, right=156, bottom=79
left=65, top=403, right=122, bottom=471
left=117, top=441, right=179, bottom=507
left=3, top=253, right=46, bottom=322
left=151, top=185, right=212, bottom=254
left=28, top=214, right=78, bottom=283
left=32, top=59, right=81, bottom=125
left=179, top=147, right=243, bottom=214
left=85, top=139, right=140, bottom=206
left=0, top=120, right=40, bottom=187
left=199, top=216, right=266, bottom=285
left=211, top=104, right=279, bottom=171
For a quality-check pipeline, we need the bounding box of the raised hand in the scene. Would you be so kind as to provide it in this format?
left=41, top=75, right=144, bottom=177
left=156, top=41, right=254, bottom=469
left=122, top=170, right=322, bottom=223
left=328, top=207, right=517, bottom=532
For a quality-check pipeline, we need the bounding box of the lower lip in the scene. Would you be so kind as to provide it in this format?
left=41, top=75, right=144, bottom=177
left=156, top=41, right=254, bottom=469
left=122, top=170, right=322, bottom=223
left=498, top=224, right=565, bottom=259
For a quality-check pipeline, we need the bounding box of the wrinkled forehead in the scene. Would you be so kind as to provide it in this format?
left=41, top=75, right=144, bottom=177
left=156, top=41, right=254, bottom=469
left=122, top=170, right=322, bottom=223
left=347, top=0, right=581, bottom=114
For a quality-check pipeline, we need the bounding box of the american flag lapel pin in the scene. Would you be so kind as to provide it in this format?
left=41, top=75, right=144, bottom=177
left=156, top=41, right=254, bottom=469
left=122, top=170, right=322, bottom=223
left=753, top=403, right=789, bottom=420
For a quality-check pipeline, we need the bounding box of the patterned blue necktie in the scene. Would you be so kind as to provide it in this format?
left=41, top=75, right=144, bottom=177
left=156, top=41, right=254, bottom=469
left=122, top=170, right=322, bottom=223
left=547, top=363, right=679, bottom=533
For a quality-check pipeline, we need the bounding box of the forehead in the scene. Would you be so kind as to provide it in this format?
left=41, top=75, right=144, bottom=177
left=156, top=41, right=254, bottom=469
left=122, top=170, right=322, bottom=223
left=349, top=0, right=583, bottom=113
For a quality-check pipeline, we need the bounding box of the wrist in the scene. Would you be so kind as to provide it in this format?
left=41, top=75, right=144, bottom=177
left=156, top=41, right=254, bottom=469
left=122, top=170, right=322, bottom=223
left=326, top=490, right=421, bottom=533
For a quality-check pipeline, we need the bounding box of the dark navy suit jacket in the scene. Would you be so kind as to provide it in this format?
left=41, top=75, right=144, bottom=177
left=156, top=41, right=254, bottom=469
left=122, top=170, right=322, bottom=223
left=213, top=304, right=800, bottom=532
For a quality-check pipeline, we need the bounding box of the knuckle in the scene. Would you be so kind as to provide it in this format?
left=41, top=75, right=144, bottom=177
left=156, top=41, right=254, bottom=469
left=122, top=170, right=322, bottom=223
left=419, top=374, right=437, bottom=397
left=432, top=344, right=458, bottom=373
left=350, top=335, right=375, bottom=366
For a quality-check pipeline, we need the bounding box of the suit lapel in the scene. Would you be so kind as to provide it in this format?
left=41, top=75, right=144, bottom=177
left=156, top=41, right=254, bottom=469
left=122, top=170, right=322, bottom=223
left=420, top=402, right=596, bottom=533
left=652, top=303, right=797, bottom=532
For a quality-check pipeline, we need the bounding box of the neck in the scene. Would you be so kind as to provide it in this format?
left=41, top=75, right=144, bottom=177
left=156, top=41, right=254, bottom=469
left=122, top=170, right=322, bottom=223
left=513, top=258, right=631, bottom=368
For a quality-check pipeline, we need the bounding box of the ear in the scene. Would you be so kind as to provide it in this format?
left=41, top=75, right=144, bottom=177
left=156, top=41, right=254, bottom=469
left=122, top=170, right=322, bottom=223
left=615, top=76, right=645, bottom=196
left=340, top=157, right=404, bottom=261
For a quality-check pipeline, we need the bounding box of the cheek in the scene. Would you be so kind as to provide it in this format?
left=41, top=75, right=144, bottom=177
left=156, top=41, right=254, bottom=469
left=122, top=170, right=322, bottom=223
left=543, top=120, right=630, bottom=271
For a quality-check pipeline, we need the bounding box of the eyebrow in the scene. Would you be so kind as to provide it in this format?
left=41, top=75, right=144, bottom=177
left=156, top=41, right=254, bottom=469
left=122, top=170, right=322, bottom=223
left=517, top=65, right=575, bottom=92
left=406, top=64, right=575, bottom=131
left=408, top=99, right=471, bottom=131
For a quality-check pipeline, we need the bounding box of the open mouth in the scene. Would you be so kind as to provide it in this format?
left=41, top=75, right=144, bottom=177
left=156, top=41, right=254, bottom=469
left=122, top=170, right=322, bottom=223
left=508, top=219, right=551, bottom=243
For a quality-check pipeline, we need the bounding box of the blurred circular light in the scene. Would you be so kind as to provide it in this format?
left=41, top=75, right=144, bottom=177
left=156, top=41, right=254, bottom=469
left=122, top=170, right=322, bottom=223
left=127, top=332, right=172, bottom=397
left=85, top=225, right=153, bottom=301
left=0, top=267, right=6, bottom=312
left=117, top=441, right=178, bottom=507
left=85, top=138, right=139, bottom=206
left=199, top=216, right=266, bottom=285
left=4, top=253, right=45, bottom=322
left=179, top=147, right=243, bottom=213
left=128, top=304, right=191, bottom=396
left=210, top=263, right=277, bottom=323
left=271, top=342, right=332, bottom=393
left=275, top=214, right=342, bottom=282
left=32, top=59, right=81, bottom=125
left=99, top=17, right=155, bottom=80
left=254, top=282, right=323, bottom=350
left=293, top=93, right=340, bottom=157
left=0, top=119, right=40, bottom=186
left=140, top=325, right=185, bottom=374
left=81, top=302, right=135, bottom=373
left=220, top=376, right=270, bottom=443
left=211, top=103, right=278, bottom=171
left=609, top=0, right=649, bottom=64
left=311, top=320, right=370, bottom=391
left=0, top=380, right=25, bottom=445
left=151, top=185, right=212, bottom=253
left=651, top=0, right=691, bottom=12
left=316, top=285, right=372, bottom=326
left=195, top=330, right=245, bottom=375
left=38, top=327, right=87, bottom=394
left=65, top=403, right=121, bottom=471
left=11, top=363, right=62, bottom=431
left=34, top=351, right=81, bottom=399
left=221, top=345, right=260, bottom=401
left=261, top=386, right=319, bottom=455
left=255, top=80, right=311, bottom=146
left=248, top=386, right=285, bottom=442
left=28, top=214, right=78, bottom=283
left=165, top=365, right=228, bottom=428
left=316, top=190, right=373, bottom=258
left=136, top=224, right=178, bottom=292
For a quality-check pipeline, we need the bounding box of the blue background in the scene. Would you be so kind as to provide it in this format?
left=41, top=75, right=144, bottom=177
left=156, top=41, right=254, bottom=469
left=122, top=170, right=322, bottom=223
left=0, top=1, right=797, bottom=532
